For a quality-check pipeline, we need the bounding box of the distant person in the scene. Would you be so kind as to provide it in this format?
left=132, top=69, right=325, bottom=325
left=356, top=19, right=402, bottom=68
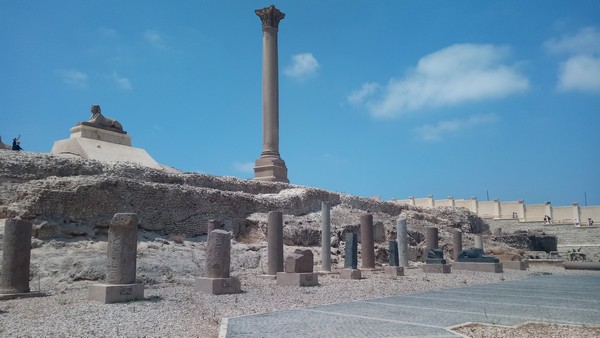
left=544, top=215, right=549, bottom=224
left=589, top=218, right=594, bottom=226
left=12, top=135, right=23, bottom=151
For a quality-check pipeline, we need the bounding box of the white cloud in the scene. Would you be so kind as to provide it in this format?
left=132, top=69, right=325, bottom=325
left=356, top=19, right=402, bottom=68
left=284, top=53, right=319, bottom=79
left=143, top=29, right=166, bottom=49
left=58, top=70, right=88, bottom=88
left=348, top=44, right=529, bottom=118
left=110, top=72, right=132, bottom=91
left=557, top=55, right=600, bottom=93
left=415, top=113, right=499, bottom=142
left=544, top=26, right=600, bottom=55
left=348, top=82, right=380, bottom=105
left=545, top=27, right=600, bottom=94
left=232, top=161, right=254, bottom=173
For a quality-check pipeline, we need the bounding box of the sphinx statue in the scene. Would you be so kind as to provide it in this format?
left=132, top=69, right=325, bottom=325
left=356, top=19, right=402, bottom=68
left=88, top=104, right=123, bottom=132
left=457, top=248, right=499, bottom=263
left=425, top=248, right=447, bottom=264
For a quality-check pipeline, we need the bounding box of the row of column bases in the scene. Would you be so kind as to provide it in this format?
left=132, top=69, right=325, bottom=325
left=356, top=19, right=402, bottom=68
left=0, top=205, right=505, bottom=302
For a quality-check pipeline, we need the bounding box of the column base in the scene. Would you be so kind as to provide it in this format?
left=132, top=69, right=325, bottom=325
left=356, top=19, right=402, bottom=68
left=254, top=155, right=289, bottom=183
left=501, top=261, right=528, bottom=270
left=453, top=262, right=503, bottom=273
left=340, top=268, right=362, bottom=279
left=384, top=266, right=404, bottom=277
left=195, top=277, right=241, bottom=295
left=276, top=272, right=318, bottom=286
left=88, top=283, right=144, bottom=304
left=422, top=264, right=451, bottom=274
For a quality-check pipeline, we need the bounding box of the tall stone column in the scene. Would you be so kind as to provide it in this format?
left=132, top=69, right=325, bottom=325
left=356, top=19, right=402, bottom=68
left=254, top=5, right=289, bottom=183
left=321, top=202, right=331, bottom=272
left=0, top=219, right=33, bottom=294
left=267, top=211, right=284, bottom=275
left=360, top=214, right=375, bottom=269
left=396, top=216, right=409, bottom=267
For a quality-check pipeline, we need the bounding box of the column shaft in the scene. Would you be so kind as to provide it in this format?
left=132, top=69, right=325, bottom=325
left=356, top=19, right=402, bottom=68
left=267, top=211, right=284, bottom=275
left=0, top=219, right=32, bottom=293
left=321, top=202, right=331, bottom=271
left=360, top=214, right=375, bottom=269
left=396, top=216, right=409, bottom=267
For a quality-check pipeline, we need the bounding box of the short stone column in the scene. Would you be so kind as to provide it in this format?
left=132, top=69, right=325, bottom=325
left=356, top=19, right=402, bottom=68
left=196, top=229, right=241, bottom=294
left=474, top=234, right=484, bottom=250
left=396, top=216, right=409, bottom=268
left=493, top=199, right=501, bottom=219
left=448, top=196, right=455, bottom=207
left=517, top=200, right=526, bottom=221
left=545, top=202, right=553, bottom=223
left=321, top=202, right=331, bottom=272
left=341, top=233, right=361, bottom=279
left=427, top=195, right=434, bottom=208
left=408, top=196, right=416, bottom=206
left=277, top=249, right=318, bottom=286
left=0, top=219, right=46, bottom=299
left=360, top=214, right=375, bottom=270
left=267, top=211, right=284, bottom=275
left=452, top=229, right=463, bottom=261
left=89, top=213, right=144, bottom=303
left=425, top=226, right=439, bottom=253
left=384, top=240, right=404, bottom=276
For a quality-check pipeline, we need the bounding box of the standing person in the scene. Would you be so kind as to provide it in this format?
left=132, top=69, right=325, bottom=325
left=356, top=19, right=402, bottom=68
left=12, top=135, right=23, bottom=151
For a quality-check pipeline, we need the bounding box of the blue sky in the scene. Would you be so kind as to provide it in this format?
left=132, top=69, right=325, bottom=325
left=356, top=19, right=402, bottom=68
left=1, top=1, right=599, bottom=206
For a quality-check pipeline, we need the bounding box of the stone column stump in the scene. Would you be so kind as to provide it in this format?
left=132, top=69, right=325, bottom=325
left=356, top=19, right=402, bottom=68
left=0, top=219, right=46, bottom=300
left=452, top=229, right=463, bottom=261
left=340, top=233, right=361, bottom=279
left=267, top=211, right=284, bottom=276
left=88, top=213, right=144, bottom=303
left=277, top=249, right=318, bottom=287
left=360, top=214, right=375, bottom=270
left=196, top=229, right=241, bottom=294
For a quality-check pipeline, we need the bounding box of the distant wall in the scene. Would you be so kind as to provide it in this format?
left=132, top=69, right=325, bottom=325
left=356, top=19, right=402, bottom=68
left=395, top=195, right=599, bottom=226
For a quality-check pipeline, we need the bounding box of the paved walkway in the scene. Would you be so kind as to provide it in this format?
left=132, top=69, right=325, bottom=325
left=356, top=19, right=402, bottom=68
left=223, top=274, right=600, bottom=337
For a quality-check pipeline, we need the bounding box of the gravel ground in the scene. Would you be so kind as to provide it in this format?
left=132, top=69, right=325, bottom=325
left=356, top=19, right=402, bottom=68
left=2, top=266, right=598, bottom=337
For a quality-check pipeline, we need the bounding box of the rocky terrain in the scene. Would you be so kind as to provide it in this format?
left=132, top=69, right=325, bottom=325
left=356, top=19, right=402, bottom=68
left=3, top=150, right=597, bottom=337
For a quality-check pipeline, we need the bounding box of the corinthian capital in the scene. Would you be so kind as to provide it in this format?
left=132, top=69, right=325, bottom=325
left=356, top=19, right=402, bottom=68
left=255, top=5, right=285, bottom=30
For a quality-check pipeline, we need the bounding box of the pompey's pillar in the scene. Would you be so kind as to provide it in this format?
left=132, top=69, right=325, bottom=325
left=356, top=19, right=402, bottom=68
left=253, top=5, right=289, bottom=183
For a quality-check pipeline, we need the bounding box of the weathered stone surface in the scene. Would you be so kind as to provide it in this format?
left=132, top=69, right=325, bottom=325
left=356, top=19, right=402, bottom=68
left=453, top=262, right=503, bottom=273
left=284, top=249, right=314, bottom=273
left=360, top=214, right=375, bottom=269
left=457, top=248, right=499, bottom=263
left=373, top=221, right=385, bottom=243
left=340, top=268, right=361, bottom=279
left=276, top=272, right=318, bottom=287
left=388, top=240, right=399, bottom=266
left=205, top=229, right=231, bottom=278
left=493, top=232, right=558, bottom=252
left=106, top=213, right=139, bottom=284
left=195, top=276, right=241, bottom=295
left=344, top=233, right=358, bottom=269
left=267, top=211, right=283, bottom=275
left=0, top=219, right=33, bottom=293
left=422, top=264, right=451, bottom=274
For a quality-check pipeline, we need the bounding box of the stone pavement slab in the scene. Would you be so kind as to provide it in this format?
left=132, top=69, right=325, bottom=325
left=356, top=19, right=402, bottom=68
left=223, top=274, right=600, bottom=337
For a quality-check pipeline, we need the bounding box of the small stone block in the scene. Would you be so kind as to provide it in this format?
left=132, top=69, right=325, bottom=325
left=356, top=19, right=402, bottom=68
left=88, top=283, right=144, bottom=304
left=452, top=262, right=503, bottom=273
left=384, top=266, right=404, bottom=277
left=195, top=277, right=241, bottom=295
left=422, top=264, right=451, bottom=274
left=502, top=261, right=528, bottom=270
left=276, top=272, right=318, bottom=287
left=340, top=268, right=362, bottom=279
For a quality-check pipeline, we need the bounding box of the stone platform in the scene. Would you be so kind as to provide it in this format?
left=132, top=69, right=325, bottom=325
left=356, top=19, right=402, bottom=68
left=501, top=261, right=528, bottom=270
left=340, top=269, right=361, bottom=279
left=383, top=266, right=404, bottom=277
left=88, top=283, right=144, bottom=304
left=422, top=264, right=451, bottom=274
left=276, top=272, right=318, bottom=287
left=196, top=277, right=241, bottom=295
left=453, top=262, right=503, bottom=273
left=51, top=124, right=162, bottom=170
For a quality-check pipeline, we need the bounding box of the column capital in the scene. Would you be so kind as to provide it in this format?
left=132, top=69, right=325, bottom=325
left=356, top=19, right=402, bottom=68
left=256, top=5, right=285, bottom=30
